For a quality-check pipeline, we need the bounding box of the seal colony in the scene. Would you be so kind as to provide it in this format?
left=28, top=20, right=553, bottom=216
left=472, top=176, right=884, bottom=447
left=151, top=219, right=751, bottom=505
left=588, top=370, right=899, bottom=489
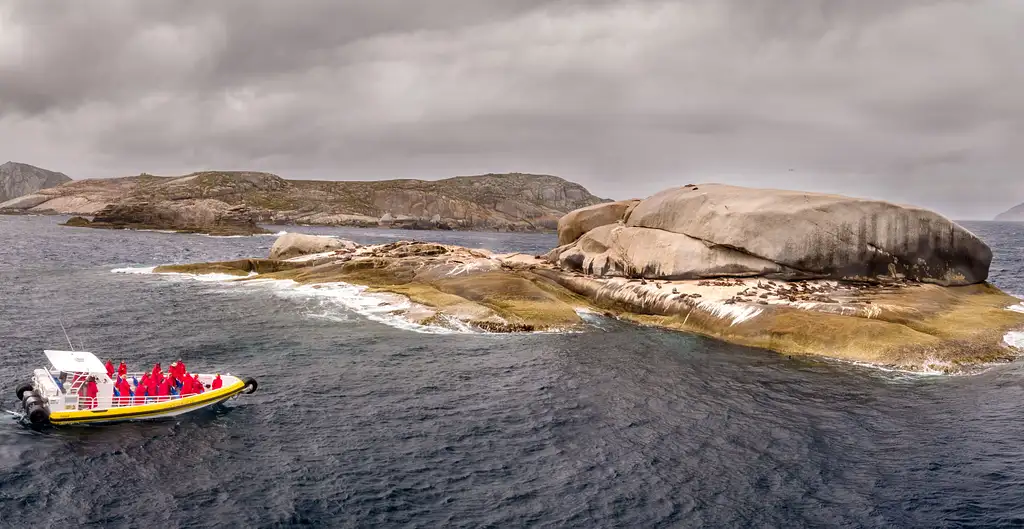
left=151, top=184, right=1024, bottom=373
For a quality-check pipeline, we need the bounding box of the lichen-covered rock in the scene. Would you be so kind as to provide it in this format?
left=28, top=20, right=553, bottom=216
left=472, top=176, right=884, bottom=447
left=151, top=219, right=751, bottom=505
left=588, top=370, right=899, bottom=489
left=269, top=233, right=357, bottom=260
left=63, top=216, right=92, bottom=227
left=553, top=184, right=991, bottom=286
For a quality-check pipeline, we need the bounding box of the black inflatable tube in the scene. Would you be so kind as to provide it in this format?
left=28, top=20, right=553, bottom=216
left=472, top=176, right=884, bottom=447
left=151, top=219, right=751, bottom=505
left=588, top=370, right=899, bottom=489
left=15, top=382, right=33, bottom=401
left=243, top=377, right=258, bottom=394
left=26, top=403, right=49, bottom=425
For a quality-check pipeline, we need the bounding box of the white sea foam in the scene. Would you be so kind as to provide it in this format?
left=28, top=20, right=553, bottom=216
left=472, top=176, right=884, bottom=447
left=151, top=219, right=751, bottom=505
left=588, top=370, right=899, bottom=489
left=111, top=266, right=157, bottom=274
left=695, top=300, right=763, bottom=326
left=271, top=281, right=471, bottom=334
left=110, top=266, right=477, bottom=334
left=1007, top=303, right=1024, bottom=314
left=1004, top=331, right=1024, bottom=349
left=205, top=230, right=287, bottom=239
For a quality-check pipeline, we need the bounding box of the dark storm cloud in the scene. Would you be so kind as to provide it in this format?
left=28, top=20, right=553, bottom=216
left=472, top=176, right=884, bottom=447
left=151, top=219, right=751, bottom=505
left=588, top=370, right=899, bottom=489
left=0, top=0, right=1021, bottom=218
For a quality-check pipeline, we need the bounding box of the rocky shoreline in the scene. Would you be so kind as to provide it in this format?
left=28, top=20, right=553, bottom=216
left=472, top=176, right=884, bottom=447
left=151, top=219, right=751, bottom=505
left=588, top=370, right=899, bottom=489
left=148, top=230, right=1024, bottom=373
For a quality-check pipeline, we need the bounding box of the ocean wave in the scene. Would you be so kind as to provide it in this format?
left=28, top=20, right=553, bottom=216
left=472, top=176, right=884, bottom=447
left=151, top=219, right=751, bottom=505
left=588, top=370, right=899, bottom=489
left=110, top=267, right=487, bottom=334
left=111, top=266, right=157, bottom=274
left=112, top=266, right=254, bottom=282
left=204, top=230, right=288, bottom=239
left=268, top=280, right=475, bottom=335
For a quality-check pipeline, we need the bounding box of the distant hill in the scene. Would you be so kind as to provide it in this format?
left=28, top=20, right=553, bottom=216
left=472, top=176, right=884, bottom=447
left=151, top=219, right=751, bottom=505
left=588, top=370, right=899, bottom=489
left=0, top=171, right=607, bottom=232
left=995, top=203, right=1024, bottom=222
left=0, top=161, right=72, bottom=202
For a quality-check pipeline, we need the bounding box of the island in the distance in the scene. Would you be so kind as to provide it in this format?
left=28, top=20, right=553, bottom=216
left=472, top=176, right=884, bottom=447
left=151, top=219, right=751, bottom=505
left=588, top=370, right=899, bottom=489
left=0, top=161, right=72, bottom=203
left=995, top=202, right=1024, bottom=222
left=0, top=169, right=607, bottom=236
left=148, top=183, right=1024, bottom=373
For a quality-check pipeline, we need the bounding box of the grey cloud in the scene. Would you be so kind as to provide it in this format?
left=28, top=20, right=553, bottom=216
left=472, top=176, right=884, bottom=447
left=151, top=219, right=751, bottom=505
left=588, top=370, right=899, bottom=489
left=0, top=0, right=1022, bottom=219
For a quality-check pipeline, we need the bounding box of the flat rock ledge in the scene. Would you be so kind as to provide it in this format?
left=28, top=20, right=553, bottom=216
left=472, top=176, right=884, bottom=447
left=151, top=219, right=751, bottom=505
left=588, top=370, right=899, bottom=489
left=148, top=234, right=1024, bottom=373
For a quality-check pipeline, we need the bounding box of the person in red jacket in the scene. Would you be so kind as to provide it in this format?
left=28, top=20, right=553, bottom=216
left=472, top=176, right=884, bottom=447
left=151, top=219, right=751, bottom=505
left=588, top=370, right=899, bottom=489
left=157, top=377, right=170, bottom=398
left=134, top=382, right=147, bottom=405
left=105, top=360, right=115, bottom=379
left=151, top=363, right=162, bottom=381
left=116, top=377, right=132, bottom=406
left=192, top=374, right=204, bottom=394
left=211, top=374, right=223, bottom=390
left=177, top=360, right=187, bottom=377
left=117, top=361, right=127, bottom=378
left=85, top=376, right=99, bottom=409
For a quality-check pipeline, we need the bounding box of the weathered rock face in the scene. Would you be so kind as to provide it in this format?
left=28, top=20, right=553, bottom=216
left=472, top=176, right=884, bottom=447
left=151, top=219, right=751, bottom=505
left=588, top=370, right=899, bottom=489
left=556, top=224, right=790, bottom=279
left=556, top=199, right=640, bottom=246
left=269, top=233, right=357, bottom=260
left=0, top=162, right=72, bottom=202
left=552, top=184, right=991, bottom=286
left=2, top=170, right=607, bottom=232
left=77, top=199, right=269, bottom=235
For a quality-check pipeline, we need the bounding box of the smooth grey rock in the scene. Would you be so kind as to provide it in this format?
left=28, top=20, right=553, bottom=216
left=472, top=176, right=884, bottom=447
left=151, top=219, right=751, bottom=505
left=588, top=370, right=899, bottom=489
left=556, top=199, right=640, bottom=246
left=270, top=233, right=358, bottom=260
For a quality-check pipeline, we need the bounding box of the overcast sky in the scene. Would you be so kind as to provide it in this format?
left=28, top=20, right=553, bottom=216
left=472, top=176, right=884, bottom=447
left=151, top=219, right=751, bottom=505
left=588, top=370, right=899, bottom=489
left=1, top=0, right=1021, bottom=219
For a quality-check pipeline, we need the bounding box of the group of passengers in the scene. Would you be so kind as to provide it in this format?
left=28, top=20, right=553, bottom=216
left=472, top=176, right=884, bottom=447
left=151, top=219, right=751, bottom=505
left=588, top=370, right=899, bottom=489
left=74, top=360, right=224, bottom=408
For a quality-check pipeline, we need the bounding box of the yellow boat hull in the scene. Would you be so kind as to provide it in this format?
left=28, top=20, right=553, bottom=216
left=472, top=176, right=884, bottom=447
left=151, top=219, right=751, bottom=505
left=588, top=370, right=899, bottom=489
left=48, top=380, right=247, bottom=425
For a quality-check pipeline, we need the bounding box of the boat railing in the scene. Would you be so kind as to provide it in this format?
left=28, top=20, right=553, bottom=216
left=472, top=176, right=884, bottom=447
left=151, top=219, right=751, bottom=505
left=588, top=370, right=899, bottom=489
left=73, top=392, right=204, bottom=410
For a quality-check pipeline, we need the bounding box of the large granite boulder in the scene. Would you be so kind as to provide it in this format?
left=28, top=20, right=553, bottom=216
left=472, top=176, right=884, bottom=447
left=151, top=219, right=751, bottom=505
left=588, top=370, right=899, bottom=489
left=551, top=184, right=991, bottom=286
left=556, top=224, right=789, bottom=279
left=269, top=233, right=358, bottom=260
left=556, top=199, right=640, bottom=246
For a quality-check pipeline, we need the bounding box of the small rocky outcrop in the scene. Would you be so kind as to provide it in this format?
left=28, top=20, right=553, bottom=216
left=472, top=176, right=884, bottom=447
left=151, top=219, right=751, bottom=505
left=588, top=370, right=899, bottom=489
left=0, top=161, right=72, bottom=203
left=551, top=183, right=991, bottom=286
left=82, top=199, right=269, bottom=235
left=269, top=233, right=357, bottom=260
left=63, top=216, right=92, bottom=227
left=156, top=238, right=584, bottom=333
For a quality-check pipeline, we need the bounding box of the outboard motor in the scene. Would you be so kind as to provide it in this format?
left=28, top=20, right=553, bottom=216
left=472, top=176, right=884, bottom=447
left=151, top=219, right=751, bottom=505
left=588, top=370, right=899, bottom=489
left=22, top=390, right=50, bottom=426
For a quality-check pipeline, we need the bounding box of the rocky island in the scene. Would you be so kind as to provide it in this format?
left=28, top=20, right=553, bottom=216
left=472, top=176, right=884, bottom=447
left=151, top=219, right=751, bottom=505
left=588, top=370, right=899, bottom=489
left=148, top=184, right=1024, bottom=373
left=0, top=161, right=72, bottom=203
left=995, top=202, right=1024, bottom=222
left=0, top=170, right=606, bottom=235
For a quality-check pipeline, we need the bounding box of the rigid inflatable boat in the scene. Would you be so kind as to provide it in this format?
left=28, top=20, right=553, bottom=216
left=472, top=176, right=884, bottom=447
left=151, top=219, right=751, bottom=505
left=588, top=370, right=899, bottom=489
left=15, top=350, right=257, bottom=426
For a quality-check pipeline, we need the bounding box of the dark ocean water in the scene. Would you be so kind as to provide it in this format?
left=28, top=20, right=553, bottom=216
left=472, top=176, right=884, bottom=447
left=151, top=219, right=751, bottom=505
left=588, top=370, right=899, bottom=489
left=2, top=216, right=1024, bottom=528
